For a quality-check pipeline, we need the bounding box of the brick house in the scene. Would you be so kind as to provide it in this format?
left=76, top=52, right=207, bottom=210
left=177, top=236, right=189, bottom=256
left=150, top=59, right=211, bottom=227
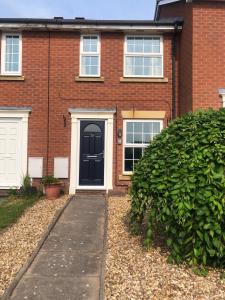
left=0, top=0, right=224, bottom=194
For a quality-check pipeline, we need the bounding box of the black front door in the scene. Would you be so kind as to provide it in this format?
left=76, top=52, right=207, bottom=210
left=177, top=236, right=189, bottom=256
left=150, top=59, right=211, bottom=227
left=79, top=120, right=105, bottom=186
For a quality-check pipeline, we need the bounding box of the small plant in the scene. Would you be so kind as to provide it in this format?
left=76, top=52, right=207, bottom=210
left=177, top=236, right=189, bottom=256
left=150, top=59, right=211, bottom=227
left=20, top=175, right=37, bottom=197
left=23, top=175, right=31, bottom=190
left=41, top=175, right=59, bottom=186
left=41, top=175, right=61, bottom=199
left=192, top=267, right=209, bottom=277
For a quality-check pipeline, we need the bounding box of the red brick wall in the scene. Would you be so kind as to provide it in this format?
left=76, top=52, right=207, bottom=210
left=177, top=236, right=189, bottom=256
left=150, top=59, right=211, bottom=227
left=159, top=1, right=193, bottom=115
left=192, top=2, right=225, bottom=110
left=0, top=32, right=49, bottom=173
left=0, top=30, right=175, bottom=191
left=158, top=0, right=225, bottom=113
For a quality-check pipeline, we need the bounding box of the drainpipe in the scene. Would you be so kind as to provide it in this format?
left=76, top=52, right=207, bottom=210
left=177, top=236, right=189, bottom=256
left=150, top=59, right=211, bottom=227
left=172, top=23, right=178, bottom=119
left=46, top=30, right=51, bottom=175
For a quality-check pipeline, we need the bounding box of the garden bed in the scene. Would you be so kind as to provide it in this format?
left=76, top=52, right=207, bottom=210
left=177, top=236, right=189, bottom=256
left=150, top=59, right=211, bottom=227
left=0, top=195, right=70, bottom=297
left=105, top=197, right=225, bottom=300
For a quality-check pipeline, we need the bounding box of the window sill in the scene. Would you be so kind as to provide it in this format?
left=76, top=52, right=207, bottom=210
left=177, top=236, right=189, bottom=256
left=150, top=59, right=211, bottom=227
left=120, top=77, right=168, bottom=83
left=75, top=76, right=104, bottom=82
left=0, top=75, right=25, bottom=81
left=119, top=175, right=132, bottom=181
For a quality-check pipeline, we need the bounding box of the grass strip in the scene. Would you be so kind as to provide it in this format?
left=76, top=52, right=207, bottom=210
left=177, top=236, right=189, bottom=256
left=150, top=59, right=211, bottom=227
left=0, top=195, right=39, bottom=230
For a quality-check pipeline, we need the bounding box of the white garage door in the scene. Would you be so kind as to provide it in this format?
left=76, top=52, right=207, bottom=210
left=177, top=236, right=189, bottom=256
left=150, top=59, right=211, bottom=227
left=0, top=119, right=21, bottom=188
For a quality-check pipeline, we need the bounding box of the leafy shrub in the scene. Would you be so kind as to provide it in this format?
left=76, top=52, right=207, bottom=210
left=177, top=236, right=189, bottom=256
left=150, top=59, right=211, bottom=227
left=41, top=175, right=59, bottom=186
left=130, top=109, right=225, bottom=267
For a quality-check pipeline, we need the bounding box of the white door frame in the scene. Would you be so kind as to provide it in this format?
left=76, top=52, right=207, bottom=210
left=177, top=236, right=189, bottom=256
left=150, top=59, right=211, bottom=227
left=69, top=108, right=115, bottom=194
left=0, top=107, right=31, bottom=189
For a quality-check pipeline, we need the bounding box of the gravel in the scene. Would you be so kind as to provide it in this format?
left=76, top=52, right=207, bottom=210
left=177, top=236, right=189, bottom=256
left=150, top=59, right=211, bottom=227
left=105, top=197, right=225, bottom=300
left=0, top=195, right=70, bottom=297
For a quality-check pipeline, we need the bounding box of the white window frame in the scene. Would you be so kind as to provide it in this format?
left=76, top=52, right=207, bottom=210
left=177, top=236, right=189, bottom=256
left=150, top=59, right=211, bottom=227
left=123, top=35, right=164, bottom=78
left=1, top=33, right=22, bottom=76
left=123, top=119, right=163, bottom=175
left=79, top=34, right=101, bottom=77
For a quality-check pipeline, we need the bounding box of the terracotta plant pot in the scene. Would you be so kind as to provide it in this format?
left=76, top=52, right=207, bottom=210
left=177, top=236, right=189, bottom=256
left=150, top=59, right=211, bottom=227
left=45, top=184, right=61, bottom=199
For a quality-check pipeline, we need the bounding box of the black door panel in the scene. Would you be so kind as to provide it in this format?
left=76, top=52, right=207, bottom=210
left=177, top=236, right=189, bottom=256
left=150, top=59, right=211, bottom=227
left=79, top=121, right=105, bottom=186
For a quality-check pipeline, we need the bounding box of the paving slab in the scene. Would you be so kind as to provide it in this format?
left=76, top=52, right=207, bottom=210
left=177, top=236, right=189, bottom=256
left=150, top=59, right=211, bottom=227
left=28, top=252, right=102, bottom=277
left=9, top=194, right=106, bottom=300
left=51, top=220, right=104, bottom=237
left=10, top=276, right=100, bottom=300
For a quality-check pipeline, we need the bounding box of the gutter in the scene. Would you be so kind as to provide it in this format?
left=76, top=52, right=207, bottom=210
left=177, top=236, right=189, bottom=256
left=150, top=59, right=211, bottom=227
left=0, top=18, right=183, bottom=32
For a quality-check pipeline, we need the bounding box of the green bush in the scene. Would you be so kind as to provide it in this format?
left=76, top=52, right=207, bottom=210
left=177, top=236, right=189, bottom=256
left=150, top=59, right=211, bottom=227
left=41, top=175, right=59, bottom=186
left=130, top=109, right=225, bottom=267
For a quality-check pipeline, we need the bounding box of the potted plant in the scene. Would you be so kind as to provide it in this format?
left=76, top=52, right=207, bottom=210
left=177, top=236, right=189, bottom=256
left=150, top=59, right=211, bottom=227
left=41, top=175, right=61, bottom=199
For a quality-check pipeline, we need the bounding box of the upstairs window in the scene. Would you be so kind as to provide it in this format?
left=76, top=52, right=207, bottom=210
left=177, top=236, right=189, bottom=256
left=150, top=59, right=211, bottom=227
left=124, top=36, right=163, bottom=78
left=80, top=35, right=100, bottom=77
left=1, top=33, right=22, bottom=75
left=123, top=120, right=163, bottom=173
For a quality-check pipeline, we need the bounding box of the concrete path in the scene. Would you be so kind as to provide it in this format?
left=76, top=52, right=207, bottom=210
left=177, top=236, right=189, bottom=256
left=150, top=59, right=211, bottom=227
left=10, top=194, right=107, bottom=300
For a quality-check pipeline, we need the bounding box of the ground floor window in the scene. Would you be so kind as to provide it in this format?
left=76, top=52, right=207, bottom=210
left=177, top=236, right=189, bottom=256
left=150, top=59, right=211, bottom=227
left=123, top=120, right=163, bottom=173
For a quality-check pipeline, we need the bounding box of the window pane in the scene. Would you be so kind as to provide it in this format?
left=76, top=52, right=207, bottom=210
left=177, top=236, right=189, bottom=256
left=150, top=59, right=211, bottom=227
left=125, top=160, right=133, bottom=172
left=126, top=133, right=133, bottom=144
left=125, top=121, right=161, bottom=146
left=143, top=133, right=152, bottom=143
left=134, top=37, right=143, bottom=53
left=4, top=35, right=20, bottom=73
left=125, top=56, right=162, bottom=77
left=127, top=37, right=135, bottom=52
left=143, top=122, right=152, bottom=133
left=152, top=38, right=161, bottom=53
left=84, top=124, right=101, bottom=133
left=83, top=36, right=98, bottom=52
left=134, top=133, right=142, bottom=144
left=127, top=37, right=161, bottom=54
left=134, top=122, right=142, bottom=133
left=90, top=66, right=98, bottom=75
left=126, top=122, right=133, bottom=133
left=125, top=148, right=133, bottom=159
left=81, top=56, right=99, bottom=76
left=124, top=121, right=162, bottom=173
left=134, top=160, right=139, bottom=168
left=153, top=122, right=161, bottom=134
left=125, top=36, right=162, bottom=77
left=134, top=148, right=142, bottom=159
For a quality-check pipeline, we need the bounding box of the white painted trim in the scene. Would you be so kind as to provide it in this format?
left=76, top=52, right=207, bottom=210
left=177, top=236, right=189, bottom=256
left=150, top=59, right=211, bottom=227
left=75, top=120, right=107, bottom=190
left=69, top=110, right=114, bottom=194
left=123, top=35, right=164, bottom=78
left=1, top=33, right=22, bottom=76
left=123, top=119, right=163, bottom=175
left=0, top=109, right=30, bottom=188
left=79, top=34, right=101, bottom=77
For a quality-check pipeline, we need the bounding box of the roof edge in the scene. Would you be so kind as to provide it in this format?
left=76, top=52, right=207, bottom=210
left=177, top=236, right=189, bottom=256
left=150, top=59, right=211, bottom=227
left=155, top=0, right=225, bottom=20
left=155, top=0, right=182, bottom=20
left=0, top=18, right=183, bottom=32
